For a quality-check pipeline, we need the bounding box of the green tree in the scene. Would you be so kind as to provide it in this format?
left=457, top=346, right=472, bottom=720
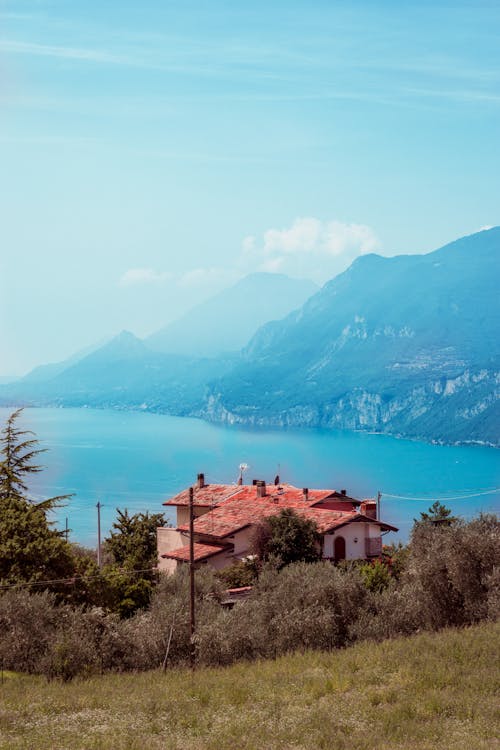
left=105, top=508, right=165, bottom=570
left=252, top=508, right=320, bottom=568
left=417, top=501, right=457, bottom=526
left=0, top=410, right=75, bottom=590
left=102, top=508, right=166, bottom=617
left=0, top=408, right=71, bottom=509
left=358, top=559, right=392, bottom=592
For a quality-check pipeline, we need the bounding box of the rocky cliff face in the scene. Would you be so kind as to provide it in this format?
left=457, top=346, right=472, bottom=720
left=201, top=228, right=500, bottom=446
left=203, top=368, right=499, bottom=445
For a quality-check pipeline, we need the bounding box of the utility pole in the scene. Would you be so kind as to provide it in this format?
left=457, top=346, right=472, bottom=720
left=377, top=491, right=381, bottom=520
left=189, top=485, right=196, bottom=669
left=96, top=501, right=102, bottom=568
left=65, top=517, right=69, bottom=542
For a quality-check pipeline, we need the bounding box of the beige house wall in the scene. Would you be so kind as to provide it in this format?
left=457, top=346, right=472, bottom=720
left=323, top=522, right=382, bottom=560
left=176, top=506, right=212, bottom=527
left=226, top=526, right=254, bottom=557
left=157, top=527, right=187, bottom=573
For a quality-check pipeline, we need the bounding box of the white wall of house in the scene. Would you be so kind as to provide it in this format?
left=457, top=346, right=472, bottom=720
left=175, top=506, right=211, bottom=527
left=224, top=526, right=254, bottom=558
left=323, top=522, right=382, bottom=561
left=201, top=549, right=235, bottom=570
left=157, top=527, right=187, bottom=573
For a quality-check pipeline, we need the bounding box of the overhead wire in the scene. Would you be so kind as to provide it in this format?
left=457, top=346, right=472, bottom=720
left=381, top=488, right=499, bottom=502
left=0, top=566, right=158, bottom=591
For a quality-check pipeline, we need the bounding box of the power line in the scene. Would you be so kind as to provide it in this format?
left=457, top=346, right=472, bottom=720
left=381, top=488, right=499, bottom=502
left=0, top=566, right=158, bottom=591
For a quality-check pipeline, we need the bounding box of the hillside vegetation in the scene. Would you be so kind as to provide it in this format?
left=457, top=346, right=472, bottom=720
left=1, top=622, right=498, bottom=750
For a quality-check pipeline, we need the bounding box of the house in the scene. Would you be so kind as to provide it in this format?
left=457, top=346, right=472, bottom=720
left=157, top=473, right=398, bottom=574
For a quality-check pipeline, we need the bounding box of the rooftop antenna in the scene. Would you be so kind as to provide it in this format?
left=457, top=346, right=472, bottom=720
left=274, top=462, right=281, bottom=486
left=238, top=463, right=249, bottom=485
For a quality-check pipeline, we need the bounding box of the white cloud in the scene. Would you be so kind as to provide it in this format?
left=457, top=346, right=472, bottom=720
left=242, top=217, right=381, bottom=283
left=177, top=267, right=240, bottom=289
left=119, top=268, right=172, bottom=287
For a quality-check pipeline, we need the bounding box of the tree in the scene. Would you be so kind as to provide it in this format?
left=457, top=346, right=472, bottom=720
left=0, top=410, right=75, bottom=589
left=416, top=501, right=457, bottom=526
left=102, top=508, right=166, bottom=617
left=105, top=508, right=165, bottom=570
left=252, top=508, right=321, bottom=568
left=0, top=408, right=71, bottom=509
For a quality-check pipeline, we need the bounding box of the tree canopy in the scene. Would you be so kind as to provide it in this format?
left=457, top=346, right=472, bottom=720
left=416, top=501, right=457, bottom=526
left=252, top=508, right=321, bottom=568
left=0, top=409, right=74, bottom=588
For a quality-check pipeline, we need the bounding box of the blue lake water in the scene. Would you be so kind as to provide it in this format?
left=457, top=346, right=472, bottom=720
left=1, top=407, right=498, bottom=547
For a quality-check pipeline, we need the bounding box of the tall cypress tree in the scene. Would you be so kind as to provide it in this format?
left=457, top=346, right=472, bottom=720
left=0, top=408, right=70, bottom=510
left=0, top=409, right=74, bottom=587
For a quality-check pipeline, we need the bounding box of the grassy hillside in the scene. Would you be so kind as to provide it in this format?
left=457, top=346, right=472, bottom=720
left=1, top=621, right=498, bottom=750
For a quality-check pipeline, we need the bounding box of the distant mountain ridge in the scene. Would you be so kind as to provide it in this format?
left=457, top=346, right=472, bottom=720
left=0, top=272, right=316, bottom=415
left=146, top=272, right=318, bottom=356
left=1, top=232, right=498, bottom=446
left=202, top=228, right=500, bottom=445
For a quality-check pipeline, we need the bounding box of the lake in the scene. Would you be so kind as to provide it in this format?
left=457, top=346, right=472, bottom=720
left=1, top=407, right=498, bottom=547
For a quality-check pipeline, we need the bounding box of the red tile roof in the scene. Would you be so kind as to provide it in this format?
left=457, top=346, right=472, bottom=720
left=163, top=483, right=243, bottom=507
left=165, top=480, right=398, bottom=542
left=162, top=542, right=232, bottom=562
left=164, top=482, right=361, bottom=509
left=177, top=498, right=362, bottom=539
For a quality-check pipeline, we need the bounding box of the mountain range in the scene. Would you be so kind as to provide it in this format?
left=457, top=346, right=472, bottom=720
left=0, top=273, right=316, bottom=415
left=204, top=228, right=499, bottom=444
left=1, top=229, right=498, bottom=445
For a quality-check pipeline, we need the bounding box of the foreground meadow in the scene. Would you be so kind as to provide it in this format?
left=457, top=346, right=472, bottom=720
left=1, top=621, right=498, bottom=750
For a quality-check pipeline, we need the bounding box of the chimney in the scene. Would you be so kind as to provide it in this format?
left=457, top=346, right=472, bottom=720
left=256, top=480, right=266, bottom=498
left=360, top=500, right=377, bottom=519
left=302, top=488, right=309, bottom=502
left=197, top=473, right=205, bottom=489
left=341, top=489, right=347, bottom=496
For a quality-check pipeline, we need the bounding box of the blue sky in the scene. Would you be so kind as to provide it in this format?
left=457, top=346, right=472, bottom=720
left=1, top=0, right=499, bottom=373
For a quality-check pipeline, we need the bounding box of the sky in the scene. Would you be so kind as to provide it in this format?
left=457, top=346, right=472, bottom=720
left=0, top=0, right=499, bottom=374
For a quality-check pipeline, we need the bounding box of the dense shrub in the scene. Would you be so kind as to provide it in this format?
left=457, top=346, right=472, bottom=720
left=197, top=562, right=367, bottom=666
left=0, top=589, right=60, bottom=673
left=0, top=513, right=498, bottom=679
left=408, top=513, right=499, bottom=629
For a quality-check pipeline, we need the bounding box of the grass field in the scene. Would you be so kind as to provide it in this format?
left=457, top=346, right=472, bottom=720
left=1, top=621, right=498, bottom=750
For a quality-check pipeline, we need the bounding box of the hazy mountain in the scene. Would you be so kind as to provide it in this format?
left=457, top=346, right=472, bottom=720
left=2, top=230, right=498, bottom=446
left=0, top=376, right=19, bottom=385
left=0, top=330, right=236, bottom=414
left=203, top=228, right=500, bottom=445
left=146, top=272, right=318, bottom=356
left=20, top=336, right=113, bottom=383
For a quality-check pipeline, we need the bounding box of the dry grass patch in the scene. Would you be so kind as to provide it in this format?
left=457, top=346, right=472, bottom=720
left=1, top=621, right=498, bottom=750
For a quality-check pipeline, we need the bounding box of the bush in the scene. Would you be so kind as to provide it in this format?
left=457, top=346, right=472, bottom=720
left=358, top=559, right=392, bottom=592
left=408, top=513, right=499, bottom=629
left=197, top=562, right=367, bottom=666
left=217, top=557, right=259, bottom=588
left=0, top=589, right=59, bottom=673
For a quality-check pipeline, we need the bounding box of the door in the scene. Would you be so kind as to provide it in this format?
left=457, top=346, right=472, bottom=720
left=334, top=535, right=346, bottom=562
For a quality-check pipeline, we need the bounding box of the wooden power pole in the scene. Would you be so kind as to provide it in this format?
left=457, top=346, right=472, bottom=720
left=189, top=485, right=196, bottom=668
left=96, top=501, right=102, bottom=568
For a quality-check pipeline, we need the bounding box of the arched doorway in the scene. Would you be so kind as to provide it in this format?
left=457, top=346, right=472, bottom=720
left=334, top=535, right=346, bottom=562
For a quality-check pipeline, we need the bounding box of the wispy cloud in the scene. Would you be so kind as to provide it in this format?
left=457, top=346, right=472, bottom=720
left=242, top=218, right=381, bottom=283
left=177, top=267, right=240, bottom=289
left=0, top=38, right=144, bottom=66
left=119, top=268, right=172, bottom=287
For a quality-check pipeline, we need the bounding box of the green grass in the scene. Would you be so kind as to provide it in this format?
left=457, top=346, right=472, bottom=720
left=1, top=622, right=499, bottom=750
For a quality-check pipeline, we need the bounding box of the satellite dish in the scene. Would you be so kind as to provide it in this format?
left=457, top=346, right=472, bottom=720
left=237, top=463, right=249, bottom=485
